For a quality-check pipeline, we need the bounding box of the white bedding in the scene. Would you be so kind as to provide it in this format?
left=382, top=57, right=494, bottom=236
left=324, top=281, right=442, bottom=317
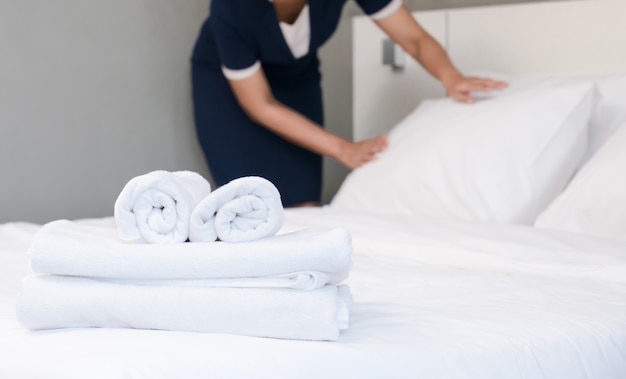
left=3, top=0, right=626, bottom=376
left=2, top=207, right=626, bottom=378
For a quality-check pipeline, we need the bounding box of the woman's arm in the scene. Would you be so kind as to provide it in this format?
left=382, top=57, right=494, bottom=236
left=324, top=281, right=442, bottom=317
left=227, top=69, right=388, bottom=168
left=373, top=6, right=507, bottom=103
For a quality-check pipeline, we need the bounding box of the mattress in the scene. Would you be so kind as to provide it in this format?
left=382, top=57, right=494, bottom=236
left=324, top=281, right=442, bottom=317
left=1, top=207, right=625, bottom=378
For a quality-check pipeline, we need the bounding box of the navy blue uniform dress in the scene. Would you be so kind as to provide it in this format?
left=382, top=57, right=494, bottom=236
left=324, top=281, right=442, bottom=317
left=191, top=0, right=396, bottom=206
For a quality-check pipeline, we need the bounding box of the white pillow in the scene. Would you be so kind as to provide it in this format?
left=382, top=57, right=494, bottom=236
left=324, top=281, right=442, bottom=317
left=587, top=74, right=626, bottom=160
left=331, top=82, right=595, bottom=224
left=534, top=124, right=626, bottom=240
left=471, top=72, right=626, bottom=162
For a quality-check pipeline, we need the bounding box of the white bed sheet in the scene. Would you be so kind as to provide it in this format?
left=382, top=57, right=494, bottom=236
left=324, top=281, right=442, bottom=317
left=1, top=208, right=626, bottom=378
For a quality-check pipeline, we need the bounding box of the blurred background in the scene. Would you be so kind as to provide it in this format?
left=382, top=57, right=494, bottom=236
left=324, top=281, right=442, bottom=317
left=0, top=0, right=548, bottom=223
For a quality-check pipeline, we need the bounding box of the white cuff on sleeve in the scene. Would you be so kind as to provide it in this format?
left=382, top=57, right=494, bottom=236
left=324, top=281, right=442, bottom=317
left=369, top=0, right=403, bottom=20
left=221, top=61, right=261, bottom=80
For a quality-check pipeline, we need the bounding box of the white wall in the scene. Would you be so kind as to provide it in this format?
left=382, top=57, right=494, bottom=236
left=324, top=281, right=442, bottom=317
left=0, top=0, right=211, bottom=223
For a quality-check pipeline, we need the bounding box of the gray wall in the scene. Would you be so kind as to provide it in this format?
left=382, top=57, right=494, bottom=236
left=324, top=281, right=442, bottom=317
left=0, top=0, right=547, bottom=223
left=0, top=0, right=211, bottom=223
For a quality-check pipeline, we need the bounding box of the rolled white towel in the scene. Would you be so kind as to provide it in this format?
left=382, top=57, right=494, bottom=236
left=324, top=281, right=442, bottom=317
left=16, top=274, right=352, bottom=341
left=114, top=170, right=211, bottom=244
left=189, top=176, right=283, bottom=242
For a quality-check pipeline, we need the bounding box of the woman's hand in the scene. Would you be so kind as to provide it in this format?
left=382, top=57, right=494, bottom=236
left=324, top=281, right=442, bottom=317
left=337, top=135, right=389, bottom=169
left=443, top=74, right=508, bottom=104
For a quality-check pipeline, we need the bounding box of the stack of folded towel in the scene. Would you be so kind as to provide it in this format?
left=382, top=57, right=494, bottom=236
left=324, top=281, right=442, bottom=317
left=16, top=171, right=353, bottom=341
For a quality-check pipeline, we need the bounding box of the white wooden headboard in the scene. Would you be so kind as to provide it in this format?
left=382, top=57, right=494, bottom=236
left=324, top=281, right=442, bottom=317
left=353, top=0, right=626, bottom=141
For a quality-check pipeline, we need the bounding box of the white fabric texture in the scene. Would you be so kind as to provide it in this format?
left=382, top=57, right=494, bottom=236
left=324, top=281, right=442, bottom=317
left=114, top=170, right=211, bottom=244
left=332, top=83, right=595, bottom=224
left=469, top=72, right=626, bottom=163
left=535, top=124, right=626, bottom=240
left=2, top=208, right=626, bottom=378
left=16, top=275, right=351, bottom=341
left=588, top=73, right=626, bottom=158
left=29, top=219, right=352, bottom=286
left=189, top=176, right=284, bottom=243
left=369, top=0, right=403, bottom=20
left=278, top=4, right=310, bottom=59
left=222, top=61, right=261, bottom=81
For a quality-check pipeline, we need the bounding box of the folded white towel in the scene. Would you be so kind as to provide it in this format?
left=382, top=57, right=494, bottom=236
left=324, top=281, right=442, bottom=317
left=114, top=170, right=212, bottom=244
left=88, top=272, right=342, bottom=291
left=16, top=275, right=352, bottom=341
left=189, top=176, right=284, bottom=243
left=29, top=220, right=352, bottom=289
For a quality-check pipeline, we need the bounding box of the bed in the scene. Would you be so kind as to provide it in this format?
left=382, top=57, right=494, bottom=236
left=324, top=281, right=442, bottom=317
left=2, top=0, right=626, bottom=378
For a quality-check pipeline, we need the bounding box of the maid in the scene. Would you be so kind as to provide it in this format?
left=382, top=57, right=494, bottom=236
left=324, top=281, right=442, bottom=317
left=191, top=0, right=505, bottom=207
